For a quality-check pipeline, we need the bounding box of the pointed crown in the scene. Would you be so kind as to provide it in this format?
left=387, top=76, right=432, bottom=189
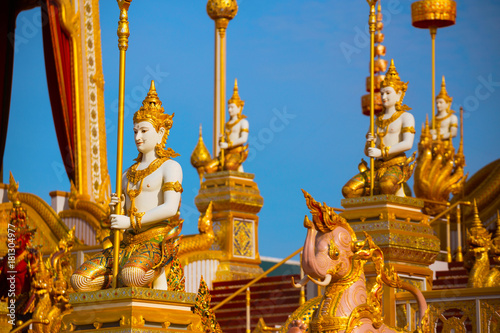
left=228, top=79, right=245, bottom=110
left=436, top=76, right=453, bottom=104
left=380, top=59, right=408, bottom=93
left=133, top=81, right=174, bottom=132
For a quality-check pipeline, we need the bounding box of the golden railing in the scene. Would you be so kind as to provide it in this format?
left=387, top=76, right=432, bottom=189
left=212, top=247, right=303, bottom=311
left=425, top=199, right=471, bottom=263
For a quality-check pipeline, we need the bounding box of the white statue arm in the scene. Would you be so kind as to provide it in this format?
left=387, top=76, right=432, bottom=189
left=386, top=112, right=415, bottom=155
left=141, top=159, right=182, bottom=226
left=441, top=114, right=458, bottom=140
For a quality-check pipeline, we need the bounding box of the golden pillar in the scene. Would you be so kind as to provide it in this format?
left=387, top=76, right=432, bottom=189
left=207, top=0, right=238, bottom=157
left=411, top=0, right=456, bottom=130
left=195, top=171, right=264, bottom=281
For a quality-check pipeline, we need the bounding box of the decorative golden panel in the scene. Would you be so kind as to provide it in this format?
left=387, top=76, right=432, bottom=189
left=233, top=218, right=254, bottom=258
left=480, top=299, right=500, bottom=333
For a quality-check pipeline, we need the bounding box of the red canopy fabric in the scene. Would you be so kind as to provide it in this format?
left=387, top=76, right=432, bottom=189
left=42, top=0, right=76, bottom=183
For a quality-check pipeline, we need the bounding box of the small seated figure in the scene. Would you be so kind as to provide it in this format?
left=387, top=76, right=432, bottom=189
left=342, top=60, right=416, bottom=198
left=71, top=81, right=183, bottom=291
left=205, top=79, right=249, bottom=173
left=430, top=76, right=458, bottom=140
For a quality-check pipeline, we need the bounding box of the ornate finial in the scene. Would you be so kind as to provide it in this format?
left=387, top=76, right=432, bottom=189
left=206, top=0, right=238, bottom=22
left=194, top=275, right=223, bottom=333
left=8, top=172, right=19, bottom=204
left=471, top=199, right=483, bottom=229
left=436, top=76, right=453, bottom=104
left=411, top=0, right=456, bottom=29
left=228, top=78, right=245, bottom=110
left=191, top=125, right=212, bottom=183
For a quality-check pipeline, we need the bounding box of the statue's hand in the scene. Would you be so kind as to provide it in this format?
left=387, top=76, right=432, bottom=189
left=366, top=133, right=376, bottom=142
left=110, top=214, right=131, bottom=230
left=367, top=147, right=382, bottom=158
left=109, top=193, right=125, bottom=209
left=220, top=142, right=229, bottom=149
left=429, top=129, right=437, bottom=140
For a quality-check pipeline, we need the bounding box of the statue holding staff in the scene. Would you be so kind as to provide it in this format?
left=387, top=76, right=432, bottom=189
left=71, top=81, right=183, bottom=291
left=342, top=60, right=416, bottom=198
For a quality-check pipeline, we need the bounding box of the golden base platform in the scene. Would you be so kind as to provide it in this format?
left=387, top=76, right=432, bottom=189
left=195, top=171, right=264, bottom=281
left=341, top=195, right=440, bottom=326
left=61, top=287, right=203, bottom=332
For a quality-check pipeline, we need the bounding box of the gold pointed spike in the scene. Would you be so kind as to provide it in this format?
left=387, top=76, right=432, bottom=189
left=471, top=199, right=483, bottom=228
left=228, top=78, right=245, bottom=109
left=436, top=75, right=452, bottom=103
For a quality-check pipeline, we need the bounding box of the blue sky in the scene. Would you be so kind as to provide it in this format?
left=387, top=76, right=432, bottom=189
left=5, top=0, right=500, bottom=259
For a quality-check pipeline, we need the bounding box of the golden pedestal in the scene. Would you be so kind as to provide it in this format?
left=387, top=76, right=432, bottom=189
left=341, top=195, right=440, bottom=326
left=61, top=287, right=203, bottom=332
left=195, top=171, right=264, bottom=281
left=0, top=301, right=12, bottom=333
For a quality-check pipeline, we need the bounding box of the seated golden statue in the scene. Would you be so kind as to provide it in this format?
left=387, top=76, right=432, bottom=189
left=342, top=60, right=416, bottom=198
left=71, top=81, right=183, bottom=291
left=430, top=76, right=458, bottom=141
left=195, top=79, right=249, bottom=176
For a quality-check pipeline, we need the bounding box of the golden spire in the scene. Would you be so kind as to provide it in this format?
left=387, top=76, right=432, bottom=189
left=471, top=199, right=483, bottom=229
left=436, top=76, right=453, bottom=104
left=228, top=78, right=245, bottom=109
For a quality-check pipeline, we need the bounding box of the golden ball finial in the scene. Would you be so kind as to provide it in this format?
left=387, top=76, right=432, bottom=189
left=436, top=75, right=453, bottom=104
left=411, top=0, right=456, bottom=29
left=207, top=0, right=238, bottom=22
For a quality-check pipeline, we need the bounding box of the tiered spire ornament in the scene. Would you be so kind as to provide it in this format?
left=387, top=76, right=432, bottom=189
left=411, top=0, right=456, bottom=129
left=361, top=1, right=386, bottom=116
left=436, top=76, right=453, bottom=104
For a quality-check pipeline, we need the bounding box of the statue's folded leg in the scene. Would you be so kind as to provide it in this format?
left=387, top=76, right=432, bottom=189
left=71, top=248, right=114, bottom=292
left=342, top=172, right=369, bottom=198
left=121, top=239, right=163, bottom=288
left=379, top=165, right=404, bottom=195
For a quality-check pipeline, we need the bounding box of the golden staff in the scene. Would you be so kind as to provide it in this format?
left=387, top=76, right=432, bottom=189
left=367, top=0, right=378, bottom=196
left=113, top=0, right=132, bottom=289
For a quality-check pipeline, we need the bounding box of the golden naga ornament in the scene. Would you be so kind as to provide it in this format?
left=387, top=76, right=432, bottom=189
left=413, top=97, right=467, bottom=215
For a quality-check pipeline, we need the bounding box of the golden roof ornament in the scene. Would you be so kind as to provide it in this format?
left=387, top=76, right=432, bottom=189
left=436, top=75, right=453, bottom=104
left=133, top=80, right=174, bottom=132
left=191, top=125, right=212, bottom=183
left=228, top=79, right=246, bottom=118
left=471, top=199, right=484, bottom=230
left=411, top=0, right=456, bottom=29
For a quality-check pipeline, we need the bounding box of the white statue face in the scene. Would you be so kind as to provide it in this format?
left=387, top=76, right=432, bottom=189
left=228, top=103, right=240, bottom=117
left=380, top=86, right=401, bottom=109
left=436, top=98, right=449, bottom=113
left=133, top=121, right=162, bottom=153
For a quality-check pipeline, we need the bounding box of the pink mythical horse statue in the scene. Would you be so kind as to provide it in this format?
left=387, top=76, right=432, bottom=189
left=284, top=190, right=429, bottom=333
